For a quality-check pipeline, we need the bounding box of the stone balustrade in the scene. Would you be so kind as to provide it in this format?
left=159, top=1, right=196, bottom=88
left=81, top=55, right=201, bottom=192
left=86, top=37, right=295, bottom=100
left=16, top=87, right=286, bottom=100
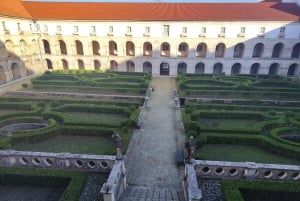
left=0, top=150, right=115, bottom=172
left=101, top=160, right=127, bottom=201
left=194, top=160, right=300, bottom=181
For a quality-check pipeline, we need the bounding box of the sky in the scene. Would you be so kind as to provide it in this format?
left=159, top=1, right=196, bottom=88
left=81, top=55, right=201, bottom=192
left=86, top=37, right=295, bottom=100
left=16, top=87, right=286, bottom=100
left=25, top=0, right=261, bottom=2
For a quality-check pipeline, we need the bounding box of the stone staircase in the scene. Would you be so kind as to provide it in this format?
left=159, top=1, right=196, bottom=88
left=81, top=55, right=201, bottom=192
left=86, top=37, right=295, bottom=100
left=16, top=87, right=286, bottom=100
left=118, top=185, right=185, bottom=201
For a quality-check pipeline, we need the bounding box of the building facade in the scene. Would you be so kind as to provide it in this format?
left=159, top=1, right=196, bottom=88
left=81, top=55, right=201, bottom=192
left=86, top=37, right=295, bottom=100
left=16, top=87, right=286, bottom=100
left=0, top=0, right=300, bottom=84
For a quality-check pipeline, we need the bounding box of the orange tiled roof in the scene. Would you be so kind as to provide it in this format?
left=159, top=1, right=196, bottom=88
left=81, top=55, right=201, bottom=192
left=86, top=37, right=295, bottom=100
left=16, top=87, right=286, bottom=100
left=0, top=0, right=32, bottom=18
left=1, top=1, right=300, bottom=21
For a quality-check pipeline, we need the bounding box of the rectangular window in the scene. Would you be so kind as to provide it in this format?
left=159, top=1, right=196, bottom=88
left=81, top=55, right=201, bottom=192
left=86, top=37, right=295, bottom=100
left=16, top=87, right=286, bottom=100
left=109, top=26, right=113, bottom=33
left=163, top=25, right=169, bottom=37
left=260, top=27, right=265, bottom=33
left=127, top=26, right=132, bottom=33
left=57, top=26, right=61, bottom=32
left=280, top=27, right=285, bottom=33
left=202, top=27, right=206, bottom=33
left=221, top=27, right=226, bottom=33
left=36, top=24, right=40, bottom=32
left=43, top=25, right=48, bottom=32
left=91, top=26, right=96, bottom=33
left=74, top=26, right=78, bottom=33
left=182, top=27, right=187, bottom=33
left=145, top=26, right=150, bottom=33
left=241, top=27, right=245, bottom=33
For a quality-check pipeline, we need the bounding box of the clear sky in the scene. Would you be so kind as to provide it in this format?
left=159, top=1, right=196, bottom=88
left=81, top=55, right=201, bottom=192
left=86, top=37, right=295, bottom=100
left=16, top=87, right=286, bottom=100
left=25, top=0, right=261, bottom=2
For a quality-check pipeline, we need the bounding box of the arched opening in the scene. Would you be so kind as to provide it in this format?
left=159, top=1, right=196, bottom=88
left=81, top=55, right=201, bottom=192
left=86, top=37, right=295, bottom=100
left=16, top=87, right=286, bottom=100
left=19, top=40, right=27, bottom=55
left=62, top=59, right=68, bottom=70
left=143, top=42, right=152, bottom=56
left=110, top=60, right=118, bottom=71
left=287, top=63, right=299, bottom=76
left=196, top=43, right=207, bottom=57
left=0, top=66, right=6, bottom=83
left=92, top=41, right=100, bottom=55
left=78, top=59, right=85, bottom=70
left=268, top=63, right=279, bottom=75
left=46, top=59, right=53, bottom=70
left=0, top=41, right=6, bottom=56
left=32, top=39, right=38, bottom=55
left=213, top=63, right=223, bottom=74
left=126, top=41, right=135, bottom=56
left=215, top=43, right=226, bottom=58
left=42, top=39, right=51, bottom=54
left=250, top=63, right=260, bottom=75
left=161, top=42, right=170, bottom=57
left=109, top=41, right=118, bottom=55
left=5, top=40, right=14, bottom=57
left=160, top=62, right=170, bottom=75
left=11, top=63, right=21, bottom=80
left=291, top=43, right=300, bottom=58
left=59, top=40, right=67, bottom=55
left=195, top=63, right=205, bottom=74
left=126, top=61, right=135, bottom=72
left=252, top=43, right=264, bottom=58
left=178, top=42, right=188, bottom=57
left=233, top=43, right=244, bottom=58
left=143, top=62, right=152, bottom=73
left=75, top=40, right=84, bottom=55
left=177, top=62, right=187, bottom=74
left=231, top=63, right=241, bottom=75
left=271, top=43, right=284, bottom=58
left=94, top=60, right=101, bottom=70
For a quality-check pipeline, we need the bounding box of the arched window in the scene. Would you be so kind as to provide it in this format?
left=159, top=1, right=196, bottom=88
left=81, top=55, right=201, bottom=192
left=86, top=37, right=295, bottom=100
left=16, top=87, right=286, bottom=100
left=92, top=41, right=100, bottom=55
left=94, top=60, right=101, bottom=70
left=291, top=43, right=300, bottom=58
left=271, top=43, right=284, bottom=58
left=46, top=59, right=53, bottom=70
left=177, top=62, right=187, bottom=74
left=161, top=42, right=170, bottom=57
left=11, top=63, right=21, bottom=80
left=196, top=43, right=207, bottom=57
left=231, top=63, right=241, bottom=75
left=268, top=63, right=279, bottom=75
left=78, top=59, right=85, bottom=70
left=252, top=43, right=264, bottom=58
left=19, top=40, right=27, bottom=55
left=213, top=63, right=223, bottom=74
left=178, top=42, right=188, bottom=57
left=42, top=39, right=51, bottom=54
left=75, top=40, right=84, bottom=55
left=109, top=41, right=118, bottom=55
left=59, top=40, right=67, bottom=55
left=143, top=42, right=152, bottom=56
left=250, top=63, right=260, bottom=75
left=126, top=61, right=135, bottom=72
left=62, top=59, right=68, bottom=70
left=195, top=63, right=205, bottom=74
left=0, top=66, right=6, bottom=83
left=126, top=41, right=135, bottom=56
left=110, top=60, right=118, bottom=71
left=143, top=62, right=152, bottom=73
left=287, top=63, right=299, bottom=76
left=233, top=43, right=244, bottom=58
left=215, top=43, right=226, bottom=57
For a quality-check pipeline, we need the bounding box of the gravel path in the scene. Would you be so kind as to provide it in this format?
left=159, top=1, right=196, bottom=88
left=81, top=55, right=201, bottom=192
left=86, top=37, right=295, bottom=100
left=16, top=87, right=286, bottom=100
left=125, top=76, right=184, bottom=188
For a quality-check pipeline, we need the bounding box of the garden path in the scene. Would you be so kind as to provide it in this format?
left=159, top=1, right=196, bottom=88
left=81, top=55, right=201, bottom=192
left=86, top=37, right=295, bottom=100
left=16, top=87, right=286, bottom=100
left=120, top=76, right=185, bottom=201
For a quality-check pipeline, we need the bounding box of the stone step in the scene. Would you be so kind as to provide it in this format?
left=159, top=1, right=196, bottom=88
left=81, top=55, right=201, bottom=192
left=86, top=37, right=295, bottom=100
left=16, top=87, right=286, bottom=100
left=118, top=186, right=185, bottom=201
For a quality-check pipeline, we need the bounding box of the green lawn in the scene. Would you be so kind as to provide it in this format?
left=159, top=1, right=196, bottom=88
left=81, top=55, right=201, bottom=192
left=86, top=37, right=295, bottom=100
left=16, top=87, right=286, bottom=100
left=197, top=119, right=267, bottom=131
left=198, top=144, right=300, bottom=165
left=0, top=109, right=27, bottom=117
left=67, top=112, right=128, bottom=124
left=12, top=135, right=114, bottom=155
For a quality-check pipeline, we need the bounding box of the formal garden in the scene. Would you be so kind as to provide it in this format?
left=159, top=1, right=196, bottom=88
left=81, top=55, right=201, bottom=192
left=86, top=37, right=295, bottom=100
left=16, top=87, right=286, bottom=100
left=178, top=73, right=300, bottom=201
left=0, top=70, right=150, bottom=201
